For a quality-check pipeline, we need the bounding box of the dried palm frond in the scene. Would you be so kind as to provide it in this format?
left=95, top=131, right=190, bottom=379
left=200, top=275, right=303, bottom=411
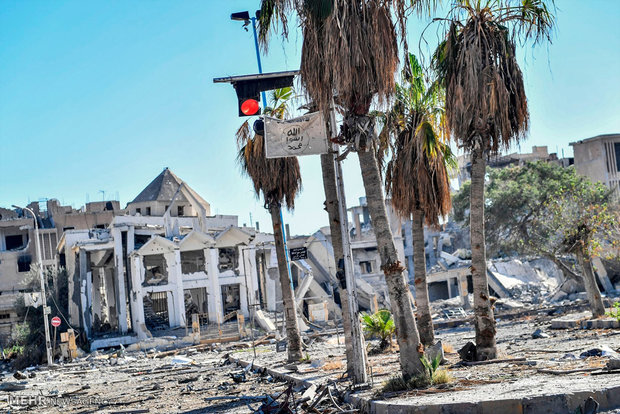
left=433, top=0, right=555, bottom=152
left=382, top=53, right=453, bottom=227
left=258, top=1, right=433, bottom=115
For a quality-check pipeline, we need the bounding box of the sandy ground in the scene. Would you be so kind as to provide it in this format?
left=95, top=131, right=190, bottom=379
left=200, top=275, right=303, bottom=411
left=0, top=310, right=618, bottom=413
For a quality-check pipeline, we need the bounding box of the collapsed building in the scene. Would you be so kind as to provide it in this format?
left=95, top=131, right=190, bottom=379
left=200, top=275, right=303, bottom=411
left=56, top=168, right=279, bottom=349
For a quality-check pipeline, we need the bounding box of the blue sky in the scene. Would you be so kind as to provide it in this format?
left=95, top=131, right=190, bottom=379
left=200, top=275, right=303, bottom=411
left=1, top=1, right=619, bottom=235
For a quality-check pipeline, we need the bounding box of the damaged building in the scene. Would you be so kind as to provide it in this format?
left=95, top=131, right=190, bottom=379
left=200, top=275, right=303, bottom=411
left=57, top=168, right=273, bottom=349
left=0, top=200, right=119, bottom=346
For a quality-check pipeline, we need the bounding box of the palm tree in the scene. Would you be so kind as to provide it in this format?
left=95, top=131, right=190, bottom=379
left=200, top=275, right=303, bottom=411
left=381, top=53, right=454, bottom=347
left=258, top=0, right=431, bottom=380
left=361, top=309, right=395, bottom=350
left=237, top=87, right=303, bottom=362
left=433, top=0, right=554, bottom=360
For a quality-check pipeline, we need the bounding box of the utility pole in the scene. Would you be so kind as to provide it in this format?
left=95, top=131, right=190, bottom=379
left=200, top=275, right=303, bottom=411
left=13, top=205, right=53, bottom=366
left=327, top=112, right=368, bottom=384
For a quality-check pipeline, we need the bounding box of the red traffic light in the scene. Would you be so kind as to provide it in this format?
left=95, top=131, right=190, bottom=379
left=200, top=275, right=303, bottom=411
left=241, top=99, right=260, bottom=116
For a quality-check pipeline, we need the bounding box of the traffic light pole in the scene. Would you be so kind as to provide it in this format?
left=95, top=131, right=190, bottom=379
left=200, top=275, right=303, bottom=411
left=248, top=16, right=295, bottom=291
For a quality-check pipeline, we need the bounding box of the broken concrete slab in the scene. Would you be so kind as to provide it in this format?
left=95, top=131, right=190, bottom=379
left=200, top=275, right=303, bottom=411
left=426, top=340, right=446, bottom=364
left=532, top=328, right=550, bottom=339
left=582, top=318, right=620, bottom=329
left=550, top=311, right=592, bottom=329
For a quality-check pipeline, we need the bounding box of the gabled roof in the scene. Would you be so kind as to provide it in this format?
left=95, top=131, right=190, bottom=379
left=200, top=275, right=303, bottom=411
left=178, top=230, right=216, bottom=251
left=132, top=235, right=177, bottom=256
left=129, top=168, right=210, bottom=211
left=214, top=226, right=254, bottom=247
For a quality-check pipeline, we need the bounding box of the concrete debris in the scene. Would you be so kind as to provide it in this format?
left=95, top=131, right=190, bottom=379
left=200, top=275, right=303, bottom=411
left=580, top=345, right=620, bottom=359
left=579, top=396, right=600, bottom=414
left=458, top=341, right=477, bottom=362
left=426, top=340, right=446, bottom=364
left=532, top=329, right=550, bottom=339
left=13, top=370, right=27, bottom=380
left=171, top=355, right=193, bottom=365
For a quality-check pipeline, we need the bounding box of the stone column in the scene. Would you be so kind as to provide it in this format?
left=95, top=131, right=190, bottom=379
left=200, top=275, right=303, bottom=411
left=129, top=254, right=148, bottom=340
left=163, top=250, right=185, bottom=328
left=78, top=249, right=91, bottom=338
left=206, top=248, right=222, bottom=323
left=112, top=227, right=128, bottom=333
left=92, top=268, right=103, bottom=328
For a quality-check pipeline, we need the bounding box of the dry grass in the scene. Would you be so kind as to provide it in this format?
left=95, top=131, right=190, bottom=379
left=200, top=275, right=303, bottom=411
left=432, top=369, right=454, bottom=384
left=323, top=360, right=343, bottom=371
left=442, top=343, right=456, bottom=354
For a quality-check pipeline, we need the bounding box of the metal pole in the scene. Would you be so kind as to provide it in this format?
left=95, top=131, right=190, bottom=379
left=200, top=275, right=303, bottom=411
left=23, top=206, right=53, bottom=366
left=250, top=16, right=268, bottom=107
left=247, top=15, right=294, bottom=294
left=329, top=111, right=368, bottom=384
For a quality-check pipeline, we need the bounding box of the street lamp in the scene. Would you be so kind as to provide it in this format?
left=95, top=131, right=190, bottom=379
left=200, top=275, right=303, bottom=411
left=230, top=9, right=295, bottom=289
left=230, top=10, right=268, bottom=106
left=13, top=205, right=53, bottom=367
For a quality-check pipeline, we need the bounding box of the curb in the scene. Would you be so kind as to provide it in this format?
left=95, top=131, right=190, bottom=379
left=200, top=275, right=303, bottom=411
left=230, top=356, right=620, bottom=414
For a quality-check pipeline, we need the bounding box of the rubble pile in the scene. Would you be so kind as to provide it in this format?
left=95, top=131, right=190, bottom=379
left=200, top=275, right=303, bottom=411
left=489, top=258, right=563, bottom=304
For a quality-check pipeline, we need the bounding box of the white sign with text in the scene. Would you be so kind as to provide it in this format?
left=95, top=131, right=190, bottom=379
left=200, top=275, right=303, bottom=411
left=264, top=112, right=329, bottom=158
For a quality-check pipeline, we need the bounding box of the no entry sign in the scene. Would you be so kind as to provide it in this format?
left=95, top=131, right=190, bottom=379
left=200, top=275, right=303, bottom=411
left=51, top=316, right=61, bottom=327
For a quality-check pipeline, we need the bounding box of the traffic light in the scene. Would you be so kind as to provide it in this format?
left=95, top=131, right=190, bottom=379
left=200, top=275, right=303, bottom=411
left=213, top=71, right=298, bottom=118
left=238, top=95, right=261, bottom=117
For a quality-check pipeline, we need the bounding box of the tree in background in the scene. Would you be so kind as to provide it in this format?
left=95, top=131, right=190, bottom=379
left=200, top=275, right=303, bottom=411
left=236, top=87, right=303, bottom=362
left=381, top=53, right=455, bottom=346
left=453, top=161, right=617, bottom=317
left=433, top=0, right=555, bottom=360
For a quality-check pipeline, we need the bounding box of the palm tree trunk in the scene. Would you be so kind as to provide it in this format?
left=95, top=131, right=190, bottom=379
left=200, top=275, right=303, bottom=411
left=357, top=150, right=426, bottom=379
left=320, top=153, right=356, bottom=374
left=412, top=208, right=434, bottom=346
left=470, top=144, right=497, bottom=361
left=576, top=248, right=606, bottom=318
left=269, top=206, right=303, bottom=362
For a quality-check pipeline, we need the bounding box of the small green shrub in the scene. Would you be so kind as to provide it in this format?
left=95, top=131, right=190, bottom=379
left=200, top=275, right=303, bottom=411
left=2, top=345, right=24, bottom=359
left=381, top=374, right=431, bottom=393
left=606, top=302, right=620, bottom=322
left=361, top=309, right=395, bottom=350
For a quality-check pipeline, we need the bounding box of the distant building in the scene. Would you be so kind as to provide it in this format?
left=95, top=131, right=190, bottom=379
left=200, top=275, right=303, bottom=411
left=570, top=133, right=620, bottom=196
left=0, top=199, right=118, bottom=345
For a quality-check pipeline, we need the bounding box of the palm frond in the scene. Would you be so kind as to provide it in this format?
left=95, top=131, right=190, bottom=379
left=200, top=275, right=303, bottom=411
left=434, top=0, right=555, bottom=153
left=382, top=52, right=453, bottom=227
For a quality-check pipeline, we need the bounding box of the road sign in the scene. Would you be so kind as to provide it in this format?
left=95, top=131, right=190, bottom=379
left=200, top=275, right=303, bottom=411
left=289, top=247, right=308, bottom=261
left=51, top=316, right=61, bottom=327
